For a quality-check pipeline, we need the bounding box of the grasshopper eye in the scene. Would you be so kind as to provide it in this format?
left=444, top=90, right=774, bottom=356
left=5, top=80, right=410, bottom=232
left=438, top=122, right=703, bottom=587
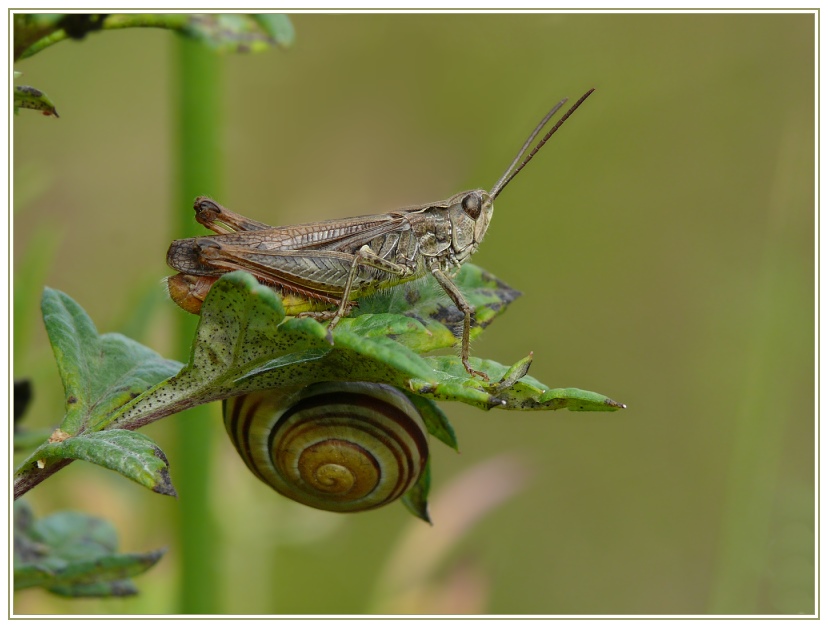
left=462, top=193, right=482, bottom=219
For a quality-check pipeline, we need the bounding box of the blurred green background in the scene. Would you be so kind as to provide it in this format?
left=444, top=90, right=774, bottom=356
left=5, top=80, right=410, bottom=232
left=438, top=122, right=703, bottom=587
left=13, top=13, right=814, bottom=615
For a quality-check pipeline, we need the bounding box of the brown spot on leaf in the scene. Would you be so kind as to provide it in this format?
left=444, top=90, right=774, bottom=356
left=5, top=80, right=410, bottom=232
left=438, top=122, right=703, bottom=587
left=48, top=428, right=71, bottom=443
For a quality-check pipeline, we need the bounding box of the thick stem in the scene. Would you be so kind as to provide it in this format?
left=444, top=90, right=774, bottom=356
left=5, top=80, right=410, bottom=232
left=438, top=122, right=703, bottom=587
left=172, top=35, right=223, bottom=615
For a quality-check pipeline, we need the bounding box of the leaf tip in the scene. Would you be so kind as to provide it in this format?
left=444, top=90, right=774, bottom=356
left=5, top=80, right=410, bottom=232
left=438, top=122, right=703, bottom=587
left=151, top=446, right=178, bottom=497
left=402, top=494, right=432, bottom=524
left=152, top=476, right=178, bottom=498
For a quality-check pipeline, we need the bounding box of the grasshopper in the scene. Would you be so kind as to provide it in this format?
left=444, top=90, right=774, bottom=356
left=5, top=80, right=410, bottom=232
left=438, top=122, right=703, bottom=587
left=167, top=89, right=594, bottom=379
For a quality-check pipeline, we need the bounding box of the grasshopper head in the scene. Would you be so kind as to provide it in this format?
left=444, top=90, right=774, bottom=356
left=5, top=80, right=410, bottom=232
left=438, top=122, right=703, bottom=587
left=448, top=189, right=493, bottom=264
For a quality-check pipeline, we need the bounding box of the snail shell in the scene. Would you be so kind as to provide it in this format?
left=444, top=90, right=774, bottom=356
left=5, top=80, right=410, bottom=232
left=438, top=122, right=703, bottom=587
left=224, top=382, right=428, bottom=513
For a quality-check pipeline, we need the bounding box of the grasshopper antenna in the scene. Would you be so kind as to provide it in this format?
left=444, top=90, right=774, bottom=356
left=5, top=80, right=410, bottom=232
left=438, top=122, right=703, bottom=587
left=490, top=88, right=595, bottom=200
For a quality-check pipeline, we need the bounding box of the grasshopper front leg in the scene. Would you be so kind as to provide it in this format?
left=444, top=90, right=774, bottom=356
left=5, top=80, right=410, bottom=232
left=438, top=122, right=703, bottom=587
left=320, top=244, right=417, bottom=340
left=430, top=266, right=488, bottom=381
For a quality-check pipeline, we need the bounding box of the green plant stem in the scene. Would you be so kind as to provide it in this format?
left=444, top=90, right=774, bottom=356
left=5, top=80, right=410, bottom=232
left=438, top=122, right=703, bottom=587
left=173, top=35, right=222, bottom=615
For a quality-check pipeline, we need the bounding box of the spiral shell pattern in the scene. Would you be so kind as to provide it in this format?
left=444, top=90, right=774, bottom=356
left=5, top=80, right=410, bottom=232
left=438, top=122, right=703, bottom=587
left=224, top=382, right=429, bottom=513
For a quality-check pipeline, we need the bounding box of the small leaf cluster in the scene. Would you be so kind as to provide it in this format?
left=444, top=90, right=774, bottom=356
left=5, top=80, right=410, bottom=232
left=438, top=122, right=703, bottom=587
left=13, top=13, right=294, bottom=117
left=14, top=500, right=164, bottom=597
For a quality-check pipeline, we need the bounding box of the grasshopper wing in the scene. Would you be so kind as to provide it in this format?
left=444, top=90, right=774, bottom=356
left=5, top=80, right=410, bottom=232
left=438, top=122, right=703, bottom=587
left=167, top=211, right=420, bottom=299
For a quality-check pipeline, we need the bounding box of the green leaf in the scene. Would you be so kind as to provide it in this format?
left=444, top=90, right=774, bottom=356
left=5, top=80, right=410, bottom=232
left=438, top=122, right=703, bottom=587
left=110, top=270, right=624, bottom=433
left=14, top=501, right=164, bottom=597
left=14, top=85, right=59, bottom=117
left=35, top=431, right=176, bottom=496
left=349, top=263, right=522, bottom=352
left=402, top=459, right=432, bottom=524
left=412, top=355, right=627, bottom=412
left=110, top=272, right=440, bottom=431
left=403, top=391, right=458, bottom=451
left=40, top=287, right=183, bottom=435
left=46, top=580, right=140, bottom=597
left=251, top=14, right=295, bottom=48
left=538, top=387, right=628, bottom=412
left=175, top=14, right=295, bottom=53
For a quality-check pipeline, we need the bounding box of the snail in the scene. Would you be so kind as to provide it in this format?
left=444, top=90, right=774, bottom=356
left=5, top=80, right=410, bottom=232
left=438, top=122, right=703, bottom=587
left=223, top=381, right=429, bottom=513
